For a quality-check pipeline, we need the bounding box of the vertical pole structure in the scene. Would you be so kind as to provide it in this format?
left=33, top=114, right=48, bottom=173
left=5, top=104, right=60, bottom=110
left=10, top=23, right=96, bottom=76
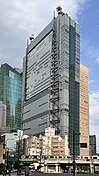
left=6, top=150, right=9, bottom=170
left=73, top=130, right=75, bottom=176
left=18, top=139, right=20, bottom=173
left=24, top=39, right=29, bottom=101
left=40, top=147, right=42, bottom=171
left=18, top=132, right=21, bottom=174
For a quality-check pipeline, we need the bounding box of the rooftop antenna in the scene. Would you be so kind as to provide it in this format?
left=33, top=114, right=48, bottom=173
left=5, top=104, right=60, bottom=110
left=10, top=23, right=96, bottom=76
left=53, top=10, right=55, bottom=19
left=29, top=34, right=34, bottom=42
left=56, top=5, right=63, bottom=15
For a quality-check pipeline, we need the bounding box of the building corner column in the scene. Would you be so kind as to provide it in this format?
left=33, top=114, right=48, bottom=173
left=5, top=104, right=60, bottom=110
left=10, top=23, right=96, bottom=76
left=55, top=164, right=59, bottom=172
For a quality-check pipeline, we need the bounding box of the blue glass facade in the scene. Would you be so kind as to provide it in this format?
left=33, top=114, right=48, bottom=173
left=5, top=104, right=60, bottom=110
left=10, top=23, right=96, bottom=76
left=0, top=64, right=22, bottom=130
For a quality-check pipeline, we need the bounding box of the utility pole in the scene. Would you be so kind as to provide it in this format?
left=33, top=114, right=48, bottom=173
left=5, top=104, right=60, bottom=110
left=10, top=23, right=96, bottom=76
left=73, top=130, right=76, bottom=176
left=18, top=131, right=21, bottom=175
left=40, top=147, right=42, bottom=171
left=6, top=150, right=9, bottom=171
left=17, top=138, right=20, bottom=173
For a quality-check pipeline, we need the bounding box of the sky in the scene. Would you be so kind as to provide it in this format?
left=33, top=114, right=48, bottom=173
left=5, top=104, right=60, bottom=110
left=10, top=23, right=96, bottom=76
left=0, top=0, right=99, bottom=150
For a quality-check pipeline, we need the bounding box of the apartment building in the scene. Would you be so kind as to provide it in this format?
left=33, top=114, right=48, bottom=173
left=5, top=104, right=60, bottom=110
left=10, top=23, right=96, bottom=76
left=24, top=127, right=69, bottom=157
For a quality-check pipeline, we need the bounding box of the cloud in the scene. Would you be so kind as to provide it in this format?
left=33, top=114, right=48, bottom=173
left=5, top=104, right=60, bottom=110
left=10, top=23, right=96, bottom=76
left=96, top=56, right=99, bottom=63
left=89, top=80, right=96, bottom=85
left=89, top=91, right=99, bottom=151
left=0, top=0, right=88, bottom=68
left=81, top=40, right=99, bottom=62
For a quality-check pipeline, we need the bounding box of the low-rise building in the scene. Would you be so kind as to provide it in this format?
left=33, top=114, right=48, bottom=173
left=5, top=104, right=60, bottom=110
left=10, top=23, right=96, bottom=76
left=1, top=132, right=19, bottom=152
left=24, top=127, right=69, bottom=157
left=28, top=136, right=40, bottom=156
left=89, top=135, right=96, bottom=156
left=39, top=127, right=69, bottom=156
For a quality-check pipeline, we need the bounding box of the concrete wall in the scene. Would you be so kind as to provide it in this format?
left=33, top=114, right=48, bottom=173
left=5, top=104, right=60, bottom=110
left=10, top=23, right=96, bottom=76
left=0, top=101, right=6, bottom=126
left=23, top=94, right=49, bottom=135
left=0, top=144, right=4, bottom=163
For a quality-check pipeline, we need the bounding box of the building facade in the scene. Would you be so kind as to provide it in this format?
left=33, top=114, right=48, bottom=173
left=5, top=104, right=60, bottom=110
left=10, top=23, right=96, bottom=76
left=21, top=127, right=69, bottom=157
left=0, top=101, right=6, bottom=126
left=89, top=135, right=96, bottom=156
left=0, top=143, right=4, bottom=164
left=1, top=132, right=19, bottom=152
left=0, top=63, right=22, bottom=130
left=80, top=64, right=89, bottom=156
left=22, top=7, right=80, bottom=155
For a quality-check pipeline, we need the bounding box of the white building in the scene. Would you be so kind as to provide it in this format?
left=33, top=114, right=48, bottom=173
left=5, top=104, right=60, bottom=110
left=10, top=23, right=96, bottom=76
left=24, top=127, right=69, bottom=157
left=1, top=132, right=19, bottom=152
left=40, top=127, right=70, bottom=156
left=45, top=127, right=55, bottom=136
left=1, top=130, right=28, bottom=152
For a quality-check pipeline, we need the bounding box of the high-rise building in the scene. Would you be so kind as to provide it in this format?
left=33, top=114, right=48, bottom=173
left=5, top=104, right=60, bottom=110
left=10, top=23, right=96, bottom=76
left=89, top=135, right=96, bottom=156
left=0, top=63, right=22, bottom=130
left=80, top=64, right=89, bottom=156
left=22, top=6, right=80, bottom=155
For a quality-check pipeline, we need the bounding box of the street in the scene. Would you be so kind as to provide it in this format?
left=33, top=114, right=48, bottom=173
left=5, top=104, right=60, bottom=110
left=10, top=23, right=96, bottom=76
left=0, top=172, right=99, bottom=176
left=31, top=173, right=99, bottom=176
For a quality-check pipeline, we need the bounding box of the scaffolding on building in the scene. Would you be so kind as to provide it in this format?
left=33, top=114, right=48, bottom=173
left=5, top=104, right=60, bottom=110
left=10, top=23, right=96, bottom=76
left=49, top=13, right=60, bottom=134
